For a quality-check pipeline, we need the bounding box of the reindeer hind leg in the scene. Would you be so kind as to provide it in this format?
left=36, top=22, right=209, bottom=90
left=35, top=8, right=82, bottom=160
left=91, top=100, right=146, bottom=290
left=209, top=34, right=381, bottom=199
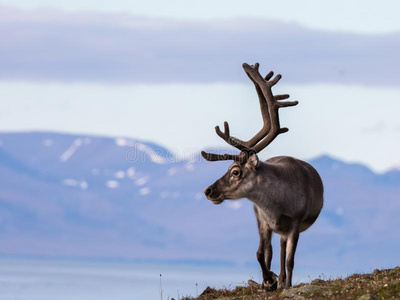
left=285, top=225, right=300, bottom=288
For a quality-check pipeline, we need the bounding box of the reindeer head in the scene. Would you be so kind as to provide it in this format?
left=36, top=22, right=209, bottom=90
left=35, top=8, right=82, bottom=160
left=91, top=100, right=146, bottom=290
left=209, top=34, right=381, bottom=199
left=202, top=63, right=298, bottom=204
left=204, top=154, right=260, bottom=204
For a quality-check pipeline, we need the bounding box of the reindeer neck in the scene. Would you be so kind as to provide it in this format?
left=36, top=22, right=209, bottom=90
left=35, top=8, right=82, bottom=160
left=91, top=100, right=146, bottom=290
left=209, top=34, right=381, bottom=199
left=245, top=161, right=279, bottom=209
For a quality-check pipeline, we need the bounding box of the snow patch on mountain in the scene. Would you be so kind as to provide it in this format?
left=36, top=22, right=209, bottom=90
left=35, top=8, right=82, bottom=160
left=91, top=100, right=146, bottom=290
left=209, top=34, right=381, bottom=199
left=62, top=178, right=88, bottom=190
left=60, top=138, right=83, bottom=162
left=114, top=170, right=125, bottom=179
left=115, top=138, right=128, bottom=147
left=227, top=201, right=243, bottom=210
left=42, top=139, right=53, bottom=147
left=115, top=137, right=167, bottom=164
left=139, top=187, right=150, bottom=195
left=80, top=181, right=88, bottom=190
left=126, top=167, right=135, bottom=178
left=135, top=176, right=149, bottom=186
left=106, top=180, right=119, bottom=189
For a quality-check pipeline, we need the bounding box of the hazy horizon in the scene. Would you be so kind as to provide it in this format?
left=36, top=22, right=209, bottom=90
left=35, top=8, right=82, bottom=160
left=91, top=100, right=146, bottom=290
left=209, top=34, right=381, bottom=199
left=1, top=3, right=399, bottom=173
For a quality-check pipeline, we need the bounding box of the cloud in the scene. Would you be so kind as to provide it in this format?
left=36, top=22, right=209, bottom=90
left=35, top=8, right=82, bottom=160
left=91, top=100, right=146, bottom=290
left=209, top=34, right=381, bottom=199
left=1, top=6, right=399, bottom=85
left=361, top=121, right=387, bottom=133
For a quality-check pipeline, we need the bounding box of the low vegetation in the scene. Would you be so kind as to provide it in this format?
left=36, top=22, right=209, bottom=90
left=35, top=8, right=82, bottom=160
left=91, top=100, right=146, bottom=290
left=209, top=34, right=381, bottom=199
left=181, top=267, right=400, bottom=300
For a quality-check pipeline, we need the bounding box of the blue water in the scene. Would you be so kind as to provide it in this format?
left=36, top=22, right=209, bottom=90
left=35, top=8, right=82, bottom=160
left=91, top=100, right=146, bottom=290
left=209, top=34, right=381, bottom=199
left=0, top=258, right=259, bottom=300
left=0, top=258, right=325, bottom=300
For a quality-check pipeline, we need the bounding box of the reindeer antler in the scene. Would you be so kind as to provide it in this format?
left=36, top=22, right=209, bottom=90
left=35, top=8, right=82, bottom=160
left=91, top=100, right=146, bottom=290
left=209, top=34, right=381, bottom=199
left=201, top=62, right=298, bottom=163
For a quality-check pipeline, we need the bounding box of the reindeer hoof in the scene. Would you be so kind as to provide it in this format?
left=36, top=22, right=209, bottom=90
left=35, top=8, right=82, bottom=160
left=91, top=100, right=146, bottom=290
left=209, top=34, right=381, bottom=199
left=262, top=272, right=278, bottom=291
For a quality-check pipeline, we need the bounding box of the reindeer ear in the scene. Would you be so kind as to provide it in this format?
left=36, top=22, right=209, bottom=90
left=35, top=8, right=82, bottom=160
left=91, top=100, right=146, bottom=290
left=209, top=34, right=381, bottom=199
left=247, top=154, right=259, bottom=170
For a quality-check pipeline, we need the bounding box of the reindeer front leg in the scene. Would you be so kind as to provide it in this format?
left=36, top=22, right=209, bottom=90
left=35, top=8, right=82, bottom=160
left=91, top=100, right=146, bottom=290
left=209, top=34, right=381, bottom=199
left=278, top=236, right=287, bottom=288
left=256, top=228, right=277, bottom=290
left=285, top=225, right=300, bottom=288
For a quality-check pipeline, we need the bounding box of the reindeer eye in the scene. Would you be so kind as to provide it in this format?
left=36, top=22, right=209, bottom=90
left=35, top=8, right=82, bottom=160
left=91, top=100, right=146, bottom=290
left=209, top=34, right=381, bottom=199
left=232, top=170, right=240, bottom=176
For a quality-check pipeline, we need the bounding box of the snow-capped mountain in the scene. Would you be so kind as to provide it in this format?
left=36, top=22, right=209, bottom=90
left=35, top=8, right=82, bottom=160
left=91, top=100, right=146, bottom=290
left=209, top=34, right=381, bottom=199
left=0, top=132, right=399, bottom=274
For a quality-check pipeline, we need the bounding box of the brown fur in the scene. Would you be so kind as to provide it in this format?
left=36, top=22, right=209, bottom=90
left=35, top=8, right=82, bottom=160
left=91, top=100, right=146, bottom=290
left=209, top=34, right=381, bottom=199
left=204, top=156, right=323, bottom=289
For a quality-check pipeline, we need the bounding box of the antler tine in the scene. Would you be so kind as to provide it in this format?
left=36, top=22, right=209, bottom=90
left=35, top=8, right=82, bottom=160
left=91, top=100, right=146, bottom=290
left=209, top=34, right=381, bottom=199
left=264, top=71, right=274, bottom=81
left=274, top=94, right=290, bottom=100
left=242, top=62, right=298, bottom=153
left=201, top=151, right=245, bottom=162
left=215, top=121, right=230, bottom=140
left=215, top=121, right=248, bottom=151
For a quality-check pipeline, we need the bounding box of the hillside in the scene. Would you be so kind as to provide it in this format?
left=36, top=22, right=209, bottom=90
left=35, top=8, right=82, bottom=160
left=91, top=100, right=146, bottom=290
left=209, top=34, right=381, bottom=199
left=0, top=131, right=399, bottom=273
left=183, top=267, right=400, bottom=300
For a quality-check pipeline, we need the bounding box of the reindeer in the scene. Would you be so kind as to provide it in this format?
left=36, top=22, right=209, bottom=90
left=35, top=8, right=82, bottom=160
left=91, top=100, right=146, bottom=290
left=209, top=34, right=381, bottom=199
left=202, top=63, right=323, bottom=289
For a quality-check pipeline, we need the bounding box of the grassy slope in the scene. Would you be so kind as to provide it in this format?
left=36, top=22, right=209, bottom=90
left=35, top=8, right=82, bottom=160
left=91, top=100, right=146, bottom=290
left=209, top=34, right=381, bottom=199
left=182, top=267, right=400, bottom=300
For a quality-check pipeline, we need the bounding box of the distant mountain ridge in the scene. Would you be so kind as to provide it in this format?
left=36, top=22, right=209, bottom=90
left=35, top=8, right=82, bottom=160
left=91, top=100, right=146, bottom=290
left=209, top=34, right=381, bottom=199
left=0, top=132, right=399, bottom=275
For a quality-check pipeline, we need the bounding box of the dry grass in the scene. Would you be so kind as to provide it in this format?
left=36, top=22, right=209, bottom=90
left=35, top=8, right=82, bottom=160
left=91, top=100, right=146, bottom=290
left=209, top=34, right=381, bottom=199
left=181, top=267, right=400, bottom=300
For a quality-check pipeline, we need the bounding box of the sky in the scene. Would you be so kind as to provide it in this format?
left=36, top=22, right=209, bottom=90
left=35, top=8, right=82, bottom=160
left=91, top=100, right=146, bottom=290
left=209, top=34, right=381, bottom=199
left=0, top=1, right=399, bottom=172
